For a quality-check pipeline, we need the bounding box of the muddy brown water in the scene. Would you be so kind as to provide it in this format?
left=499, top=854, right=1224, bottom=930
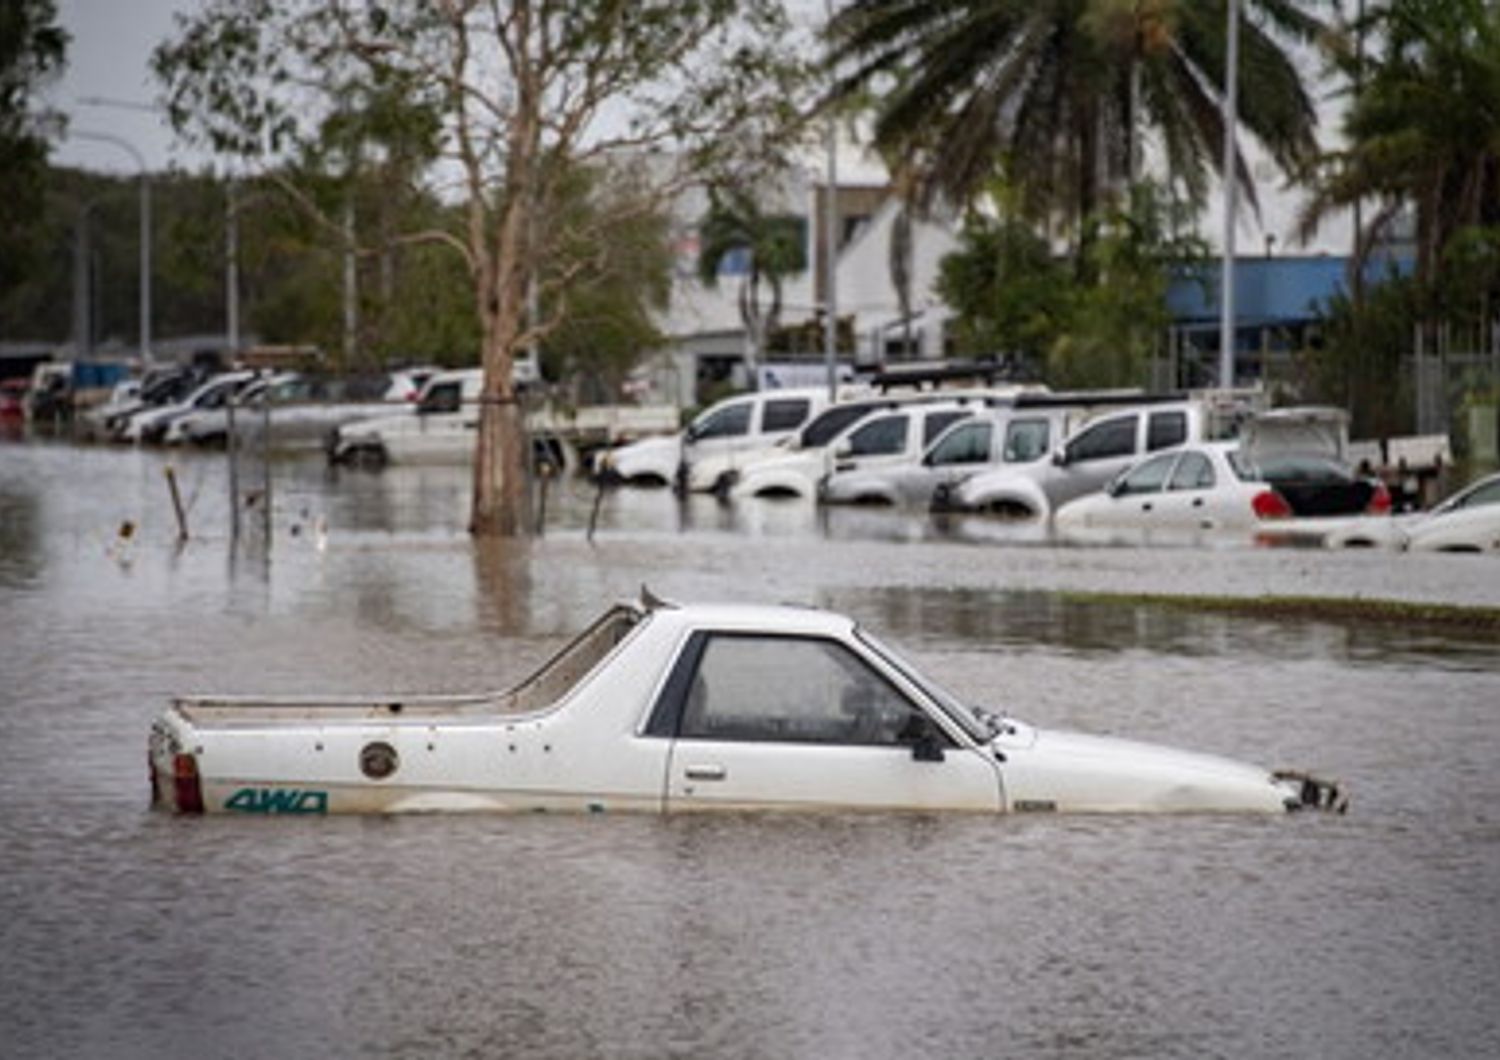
left=3, top=439, right=1499, bottom=1058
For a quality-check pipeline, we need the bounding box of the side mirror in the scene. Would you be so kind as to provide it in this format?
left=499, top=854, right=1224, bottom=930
left=903, top=714, right=947, bottom=762
left=834, top=442, right=853, bottom=460
left=1052, top=448, right=1068, bottom=466
left=1107, top=477, right=1126, bottom=498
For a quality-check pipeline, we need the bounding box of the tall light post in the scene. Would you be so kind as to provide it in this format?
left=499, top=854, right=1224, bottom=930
left=823, top=0, right=840, bottom=401
left=67, top=127, right=152, bottom=361
left=1217, top=0, right=1241, bottom=391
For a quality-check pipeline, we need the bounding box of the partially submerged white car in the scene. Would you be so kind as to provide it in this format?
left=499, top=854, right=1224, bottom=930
left=1324, top=470, right=1500, bottom=552
left=149, top=595, right=1346, bottom=816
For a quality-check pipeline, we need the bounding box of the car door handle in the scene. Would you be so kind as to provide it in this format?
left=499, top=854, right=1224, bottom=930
left=1140, top=501, right=1153, bottom=511
left=1191, top=498, right=1204, bottom=507
left=684, top=764, right=727, bottom=781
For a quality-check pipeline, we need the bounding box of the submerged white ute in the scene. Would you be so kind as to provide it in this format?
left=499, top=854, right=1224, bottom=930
left=148, top=593, right=1347, bottom=817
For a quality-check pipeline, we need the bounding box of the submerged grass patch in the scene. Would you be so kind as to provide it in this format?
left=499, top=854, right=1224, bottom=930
left=1059, top=591, right=1500, bottom=636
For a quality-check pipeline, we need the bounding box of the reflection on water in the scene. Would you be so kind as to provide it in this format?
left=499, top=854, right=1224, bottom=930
left=3, top=441, right=1500, bottom=1058
left=0, top=482, right=41, bottom=588
left=826, top=586, right=1500, bottom=671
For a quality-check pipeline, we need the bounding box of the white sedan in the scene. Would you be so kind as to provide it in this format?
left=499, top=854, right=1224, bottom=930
left=1056, top=442, right=1391, bottom=538
left=149, top=594, right=1345, bottom=816
left=1403, top=472, right=1500, bottom=552
left=1055, top=442, right=1274, bottom=536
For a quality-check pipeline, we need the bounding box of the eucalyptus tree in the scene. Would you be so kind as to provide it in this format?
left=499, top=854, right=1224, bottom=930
left=156, top=0, right=807, bottom=536
left=696, top=186, right=809, bottom=379
left=825, top=0, right=1325, bottom=241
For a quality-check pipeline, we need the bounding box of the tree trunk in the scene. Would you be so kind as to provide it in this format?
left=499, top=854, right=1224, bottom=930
left=470, top=2, right=537, bottom=539
left=470, top=208, right=532, bottom=537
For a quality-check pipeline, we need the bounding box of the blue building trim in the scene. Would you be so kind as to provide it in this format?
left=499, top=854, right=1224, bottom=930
left=1167, top=254, right=1413, bottom=339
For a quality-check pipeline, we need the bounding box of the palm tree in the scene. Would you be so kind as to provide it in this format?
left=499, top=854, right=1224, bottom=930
left=696, top=186, right=808, bottom=381
left=826, top=0, right=1325, bottom=239
left=1301, top=0, right=1500, bottom=285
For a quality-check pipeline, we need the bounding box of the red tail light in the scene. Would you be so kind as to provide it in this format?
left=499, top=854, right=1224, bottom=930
left=173, top=753, right=205, bottom=814
left=1251, top=489, right=1292, bottom=520
left=1367, top=482, right=1392, bottom=515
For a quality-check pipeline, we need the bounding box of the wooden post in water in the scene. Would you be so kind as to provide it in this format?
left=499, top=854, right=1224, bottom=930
left=587, top=451, right=610, bottom=545
left=261, top=384, right=272, bottom=541
left=164, top=465, right=189, bottom=542
left=226, top=396, right=241, bottom=541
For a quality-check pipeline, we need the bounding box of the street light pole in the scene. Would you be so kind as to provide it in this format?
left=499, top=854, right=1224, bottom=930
left=68, top=130, right=152, bottom=361
left=1217, top=0, right=1241, bottom=391
left=823, top=0, right=840, bottom=401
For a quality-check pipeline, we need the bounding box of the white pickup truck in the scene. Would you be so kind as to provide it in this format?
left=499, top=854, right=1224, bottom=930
left=330, top=368, right=677, bottom=471
left=148, top=594, right=1345, bottom=816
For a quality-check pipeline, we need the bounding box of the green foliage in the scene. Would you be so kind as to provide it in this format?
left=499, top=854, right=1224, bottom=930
left=826, top=0, right=1323, bottom=233
left=541, top=178, right=671, bottom=391
left=0, top=0, right=67, bottom=299
left=696, top=184, right=809, bottom=360
left=1305, top=0, right=1500, bottom=282
left=1301, top=224, right=1500, bottom=439
left=1049, top=183, right=1207, bottom=388
left=935, top=207, right=1070, bottom=366
left=1299, top=271, right=1418, bottom=439
left=938, top=181, right=1204, bottom=388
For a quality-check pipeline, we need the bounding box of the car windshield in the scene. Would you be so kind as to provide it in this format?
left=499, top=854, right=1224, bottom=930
left=854, top=629, right=988, bottom=741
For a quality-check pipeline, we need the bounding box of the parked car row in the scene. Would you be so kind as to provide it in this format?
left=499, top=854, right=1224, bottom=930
left=77, top=366, right=437, bottom=449
left=593, top=387, right=1497, bottom=554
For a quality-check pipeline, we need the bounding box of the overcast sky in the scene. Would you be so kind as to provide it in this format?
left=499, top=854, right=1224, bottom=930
left=42, top=0, right=1350, bottom=252
left=45, top=0, right=200, bottom=174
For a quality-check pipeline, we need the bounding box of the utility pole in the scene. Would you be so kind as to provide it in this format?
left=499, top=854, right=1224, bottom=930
left=226, top=178, right=240, bottom=357
left=823, top=0, right=840, bottom=400
left=1218, top=0, right=1241, bottom=390
left=343, top=197, right=358, bottom=367
left=71, top=203, right=93, bottom=356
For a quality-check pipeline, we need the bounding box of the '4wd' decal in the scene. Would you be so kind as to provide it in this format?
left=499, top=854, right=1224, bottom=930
left=225, top=788, right=329, bottom=814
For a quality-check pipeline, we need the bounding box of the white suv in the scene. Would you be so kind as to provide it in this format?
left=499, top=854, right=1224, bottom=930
left=942, top=401, right=1222, bottom=519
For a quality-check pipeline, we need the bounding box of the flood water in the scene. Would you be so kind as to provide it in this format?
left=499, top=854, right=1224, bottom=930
left=3, top=438, right=1500, bottom=1059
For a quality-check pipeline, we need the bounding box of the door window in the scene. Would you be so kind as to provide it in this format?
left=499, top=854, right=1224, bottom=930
left=690, top=402, right=752, bottom=440
left=845, top=414, right=909, bottom=457
left=419, top=382, right=462, bottom=414
left=761, top=398, right=812, bottom=432
left=1448, top=479, right=1500, bottom=511
left=1147, top=410, right=1188, bottom=451
left=1114, top=452, right=1177, bottom=496
left=675, top=635, right=935, bottom=747
left=1003, top=418, right=1051, bottom=462
left=927, top=421, right=992, bottom=466
left=922, top=409, right=972, bottom=446
left=1065, top=415, right=1137, bottom=463
left=1168, top=451, right=1216, bottom=490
